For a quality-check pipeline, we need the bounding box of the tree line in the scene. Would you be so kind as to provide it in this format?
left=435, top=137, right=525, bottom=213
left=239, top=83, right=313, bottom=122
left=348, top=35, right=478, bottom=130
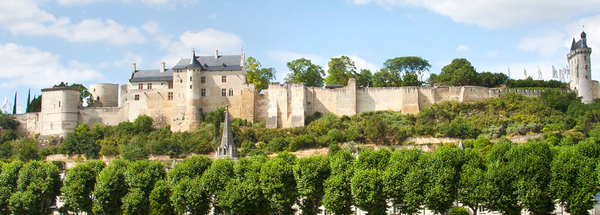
left=248, top=56, right=566, bottom=90
left=0, top=138, right=598, bottom=215
left=1, top=89, right=599, bottom=161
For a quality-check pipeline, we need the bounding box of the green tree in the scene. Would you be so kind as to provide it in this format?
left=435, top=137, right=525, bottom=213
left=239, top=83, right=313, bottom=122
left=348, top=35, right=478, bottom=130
left=438, top=58, right=479, bottom=86
left=372, top=68, right=400, bottom=87
left=355, top=69, right=373, bottom=88
left=0, top=113, right=18, bottom=130
left=10, top=161, right=61, bottom=215
left=402, top=73, right=420, bottom=86
left=123, top=160, right=166, bottom=215
left=552, top=146, right=598, bottom=215
left=294, top=155, right=330, bottom=215
left=246, top=57, right=276, bottom=91
left=383, top=56, right=431, bottom=82
left=167, top=155, right=212, bottom=185
left=324, top=55, right=357, bottom=86
left=150, top=180, right=174, bottom=215
left=62, top=160, right=106, bottom=214
left=285, top=58, right=325, bottom=87
left=323, top=150, right=355, bottom=215
left=93, top=159, right=129, bottom=215
left=53, top=82, right=92, bottom=106
left=171, top=177, right=211, bottom=215
left=509, top=141, right=554, bottom=215
left=260, top=153, right=298, bottom=214
left=458, top=149, right=487, bottom=215
left=425, top=146, right=464, bottom=215
left=486, top=142, right=521, bottom=215
left=219, top=156, right=269, bottom=215
left=351, top=168, right=388, bottom=215
left=384, top=148, right=426, bottom=215
left=200, top=158, right=235, bottom=214
left=0, top=161, right=23, bottom=215
left=26, top=95, right=41, bottom=113
left=403, top=149, right=430, bottom=214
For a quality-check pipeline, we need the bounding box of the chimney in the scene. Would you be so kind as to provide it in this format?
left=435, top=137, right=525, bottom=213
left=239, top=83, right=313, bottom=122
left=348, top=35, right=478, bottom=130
left=215, top=50, right=218, bottom=59
left=160, top=62, right=165, bottom=73
left=132, top=63, right=136, bottom=73
left=240, top=52, right=245, bottom=66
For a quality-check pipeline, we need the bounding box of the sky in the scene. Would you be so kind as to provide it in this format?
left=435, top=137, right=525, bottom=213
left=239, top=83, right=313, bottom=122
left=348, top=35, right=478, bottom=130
left=1, top=0, right=600, bottom=113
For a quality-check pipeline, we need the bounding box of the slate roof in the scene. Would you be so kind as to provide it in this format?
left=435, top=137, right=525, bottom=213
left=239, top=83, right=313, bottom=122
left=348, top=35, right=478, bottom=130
left=172, top=55, right=243, bottom=71
left=570, top=31, right=588, bottom=51
left=129, top=69, right=174, bottom=82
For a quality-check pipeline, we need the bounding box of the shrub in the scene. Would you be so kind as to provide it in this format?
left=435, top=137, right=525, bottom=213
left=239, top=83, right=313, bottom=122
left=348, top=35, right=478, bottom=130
left=327, top=129, right=345, bottom=144
left=393, top=128, right=410, bottom=144
left=267, top=137, right=287, bottom=152
left=449, top=207, right=469, bottom=215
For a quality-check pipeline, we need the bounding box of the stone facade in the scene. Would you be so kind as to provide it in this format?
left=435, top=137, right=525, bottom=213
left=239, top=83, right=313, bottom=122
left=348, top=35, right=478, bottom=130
left=13, top=38, right=600, bottom=136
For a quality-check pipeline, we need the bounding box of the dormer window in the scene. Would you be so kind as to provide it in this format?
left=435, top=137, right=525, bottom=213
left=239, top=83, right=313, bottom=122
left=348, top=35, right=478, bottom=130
left=222, top=63, right=227, bottom=67
left=204, top=63, right=208, bottom=67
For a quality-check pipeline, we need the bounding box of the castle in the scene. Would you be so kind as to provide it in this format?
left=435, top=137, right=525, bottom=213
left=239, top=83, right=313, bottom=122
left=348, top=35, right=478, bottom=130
left=14, top=31, right=600, bottom=137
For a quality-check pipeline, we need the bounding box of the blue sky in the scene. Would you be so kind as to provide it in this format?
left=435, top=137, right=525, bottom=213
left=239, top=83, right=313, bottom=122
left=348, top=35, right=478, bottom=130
left=1, top=0, right=600, bottom=113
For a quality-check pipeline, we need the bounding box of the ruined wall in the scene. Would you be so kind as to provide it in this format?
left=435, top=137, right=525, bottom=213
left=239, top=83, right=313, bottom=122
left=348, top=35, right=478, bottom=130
left=356, top=87, right=404, bottom=113
left=14, top=113, right=40, bottom=136
left=460, top=86, right=491, bottom=102
left=254, top=93, right=269, bottom=123
left=266, top=82, right=305, bottom=129
left=592, top=80, right=600, bottom=100
left=79, top=107, right=127, bottom=128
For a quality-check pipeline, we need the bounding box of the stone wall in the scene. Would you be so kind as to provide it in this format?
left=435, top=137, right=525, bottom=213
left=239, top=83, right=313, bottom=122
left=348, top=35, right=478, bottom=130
left=79, top=107, right=127, bottom=128
left=14, top=113, right=40, bottom=136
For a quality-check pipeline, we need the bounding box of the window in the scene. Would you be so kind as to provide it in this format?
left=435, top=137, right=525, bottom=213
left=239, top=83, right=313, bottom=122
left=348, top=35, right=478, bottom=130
left=190, top=77, right=193, bottom=81
left=585, top=75, right=588, bottom=80
left=147, top=83, right=152, bottom=89
left=138, top=83, right=143, bottom=89
left=168, top=81, right=173, bottom=89
left=229, top=89, right=233, bottom=96
left=201, top=76, right=206, bottom=83
left=168, top=92, right=173, bottom=100
left=222, top=88, right=226, bottom=97
left=134, top=95, right=140, bottom=100
left=58, top=101, right=61, bottom=107
left=201, top=89, right=206, bottom=97
left=585, top=65, right=588, bottom=70
left=190, top=85, right=193, bottom=89
left=222, top=76, right=226, bottom=83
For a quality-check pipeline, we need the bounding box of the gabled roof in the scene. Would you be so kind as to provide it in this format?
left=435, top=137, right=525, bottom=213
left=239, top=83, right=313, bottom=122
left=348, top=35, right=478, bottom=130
left=172, top=55, right=243, bottom=71
left=129, top=69, right=173, bottom=82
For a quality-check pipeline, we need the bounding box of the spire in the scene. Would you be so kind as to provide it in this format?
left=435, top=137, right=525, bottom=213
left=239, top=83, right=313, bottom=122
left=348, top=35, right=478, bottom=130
left=188, top=49, right=202, bottom=68
left=217, top=105, right=238, bottom=159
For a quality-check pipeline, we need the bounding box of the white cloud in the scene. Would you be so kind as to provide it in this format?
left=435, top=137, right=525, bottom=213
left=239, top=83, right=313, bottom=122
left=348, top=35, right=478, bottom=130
left=156, top=29, right=244, bottom=65
left=455, top=45, right=469, bottom=52
left=353, top=0, right=600, bottom=29
left=0, top=0, right=145, bottom=45
left=0, top=43, right=104, bottom=88
left=142, top=21, right=161, bottom=35
left=519, top=29, right=565, bottom=57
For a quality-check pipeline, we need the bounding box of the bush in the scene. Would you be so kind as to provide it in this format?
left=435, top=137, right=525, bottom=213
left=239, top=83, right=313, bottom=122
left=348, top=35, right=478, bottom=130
left=393, top=128, right=410, bottom=144
left=449, top=207, right=469, bottom=215
left=327, top=129, right=345, bottom=144
left=267, top=137, right=287, bottom=152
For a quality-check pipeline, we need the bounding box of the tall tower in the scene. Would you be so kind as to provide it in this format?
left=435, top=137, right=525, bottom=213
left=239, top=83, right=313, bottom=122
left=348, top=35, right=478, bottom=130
left=567, top=31, right=593, bottom=103
left=182, top=50, right=203, bottom=130
left=217, top=105, right=238, bottom=159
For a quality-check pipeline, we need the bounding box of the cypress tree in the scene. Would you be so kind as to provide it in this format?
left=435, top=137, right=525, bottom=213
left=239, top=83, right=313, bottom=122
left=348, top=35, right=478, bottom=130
left=12, top=92, right=17, bottom=114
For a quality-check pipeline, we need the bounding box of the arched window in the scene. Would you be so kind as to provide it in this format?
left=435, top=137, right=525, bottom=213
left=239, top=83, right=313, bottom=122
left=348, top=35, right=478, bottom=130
left=229, top=89, right=233, bottom=96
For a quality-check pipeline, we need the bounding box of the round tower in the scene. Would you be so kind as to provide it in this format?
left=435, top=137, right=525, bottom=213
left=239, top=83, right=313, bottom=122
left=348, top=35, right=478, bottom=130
left=40, top=87, right=80, bottom=136
left=568, top=31, right=593, bottom=103
left=89, top=83, right=119, bottom=107
left=183, top=49, right=203, bottom=130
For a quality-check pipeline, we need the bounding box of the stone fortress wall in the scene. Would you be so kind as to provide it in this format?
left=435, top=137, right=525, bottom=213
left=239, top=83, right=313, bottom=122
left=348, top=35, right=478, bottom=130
left=263, top=78, right=557, bottom=129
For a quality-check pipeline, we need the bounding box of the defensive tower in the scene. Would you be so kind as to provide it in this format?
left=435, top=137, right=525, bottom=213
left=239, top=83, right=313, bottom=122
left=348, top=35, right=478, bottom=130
left=568, top=31, right=593, bottom=103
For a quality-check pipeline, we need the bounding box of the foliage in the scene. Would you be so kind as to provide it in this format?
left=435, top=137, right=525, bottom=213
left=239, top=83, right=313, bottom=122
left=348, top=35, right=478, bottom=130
left=246, top=56, right=276, bottom=91
left=93, top=159, right=129, bottom=215
left=383, top=56, right=431, bottom=83
left=285, top=58, right=325, bottom=87
left=324, top=55, right=357, bottom=86
left=218, top=156, right=269, bottom=215
left=355, top=69, right=373, bottom=88
left=260, top=153, right=298, bottom=214
left=26, top=95, right=41, bottom=113
left=438, top=58, right=479, bottom=86
left=551, top=146, right=598, bottom=215
left=294, top=155, right=330, bottom=215
left=0, top=113, right=18, bottom=130
left=459, top=149, right=487, bottom=215
left=10, top=160, right=61, bottom=215
left=62, top=160, right=106, bottom=214
left=150, top=180, right=174, bottom=215
left=425, top=146, right=464, bottom=214
left=449, top=207, right=470, bottom=215
left=323, top=150, right=354, bottom=215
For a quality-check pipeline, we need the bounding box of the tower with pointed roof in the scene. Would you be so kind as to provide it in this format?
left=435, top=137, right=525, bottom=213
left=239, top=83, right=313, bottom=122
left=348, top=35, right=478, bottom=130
left=217, top=105, right=238, bottom=159
left=568, top=31, right=594, bottom=103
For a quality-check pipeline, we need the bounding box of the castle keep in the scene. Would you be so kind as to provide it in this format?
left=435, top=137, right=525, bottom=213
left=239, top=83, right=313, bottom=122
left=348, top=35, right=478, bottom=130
left=14, top=31, right=600, bottom=137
